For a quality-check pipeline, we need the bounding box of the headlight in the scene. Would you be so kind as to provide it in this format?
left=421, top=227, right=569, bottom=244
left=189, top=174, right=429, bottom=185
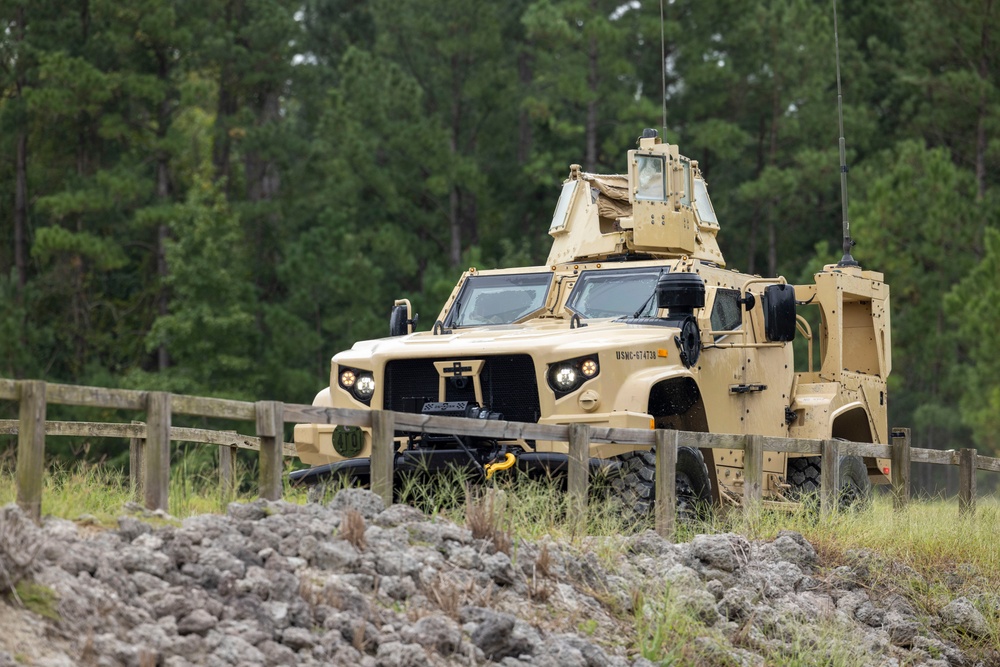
left=553, top=365, right=578, bottom=391
left=338, top=366, right=375, bottom=404
left=353, top=374, right=376, bottom=400
left=547, top=355, right=600, bottom=397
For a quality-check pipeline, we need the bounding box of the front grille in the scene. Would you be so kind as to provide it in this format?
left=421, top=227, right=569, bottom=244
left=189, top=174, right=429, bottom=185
left=383, top=355, right=541, bottom=424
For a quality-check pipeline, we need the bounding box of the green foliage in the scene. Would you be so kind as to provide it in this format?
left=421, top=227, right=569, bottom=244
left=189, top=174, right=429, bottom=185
left=947, top=226, right=1000, bottom=453
left=144, top=178, right=260, bottom=397
left=853, top=141, right=982, bottom=449
left=2, top=0, right=1000, bottom=471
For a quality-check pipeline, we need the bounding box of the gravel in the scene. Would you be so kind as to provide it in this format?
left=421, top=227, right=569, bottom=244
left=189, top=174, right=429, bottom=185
left=0, top=493, right=991, bottom=666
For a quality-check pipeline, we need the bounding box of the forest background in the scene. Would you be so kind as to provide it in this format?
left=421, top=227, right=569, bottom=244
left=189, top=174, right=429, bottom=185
left=1, top=0, right=998, bottom=492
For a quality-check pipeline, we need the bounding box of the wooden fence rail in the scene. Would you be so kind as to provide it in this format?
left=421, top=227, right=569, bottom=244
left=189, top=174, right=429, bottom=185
left=3, top=379, right=999, bottom=538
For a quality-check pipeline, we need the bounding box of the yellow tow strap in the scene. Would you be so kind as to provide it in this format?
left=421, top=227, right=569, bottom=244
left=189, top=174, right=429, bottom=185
left=484, top=452, right=517, bottom=479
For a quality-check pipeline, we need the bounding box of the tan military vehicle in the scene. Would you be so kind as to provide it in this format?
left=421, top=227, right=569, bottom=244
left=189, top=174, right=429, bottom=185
left=290, top=128, right=892, bottom=514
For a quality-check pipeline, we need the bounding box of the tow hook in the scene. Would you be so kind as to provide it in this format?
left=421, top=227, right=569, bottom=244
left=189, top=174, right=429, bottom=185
left=484, top=452, right=517, bottom=479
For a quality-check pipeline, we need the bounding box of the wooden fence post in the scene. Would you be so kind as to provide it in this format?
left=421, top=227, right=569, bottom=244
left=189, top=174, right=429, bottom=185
left=958, top=448, right=977, bottom=517
left=654, top=429, right=678, bottom=541
left=129, top=420, right=144, bottom=501
left=820, top=439, right=841, bottom=518
left=370, top=410, right=395, bottom=507
left=743, top=434, right=763, bottom=510
left=219, top=444, right=237, bottom=501
left=567, top=423, right=590, bottom=528
left=256, top=401, right=284, bottom=501
left=890, top=428, right=911, bottom=511
left=16, top=380, right=47, bottom=523
left=144, top=392, right=171, bottom=512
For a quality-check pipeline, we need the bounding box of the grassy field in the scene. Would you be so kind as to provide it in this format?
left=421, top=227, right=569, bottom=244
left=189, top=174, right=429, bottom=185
left=1, top=462, right=998, bottom=665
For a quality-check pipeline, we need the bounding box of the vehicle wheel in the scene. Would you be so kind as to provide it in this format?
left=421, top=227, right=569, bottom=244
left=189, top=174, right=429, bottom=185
left=837, top=455, right=872, bottom=509
left=612, top=447, right=712, bottom=522
left=786, top=454, right=871, bottom=509
left=786, top=456, right=821, bottom=499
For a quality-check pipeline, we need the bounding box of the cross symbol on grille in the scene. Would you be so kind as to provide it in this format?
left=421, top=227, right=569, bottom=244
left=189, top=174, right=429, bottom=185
left=443, top=361, right=473, bottom=377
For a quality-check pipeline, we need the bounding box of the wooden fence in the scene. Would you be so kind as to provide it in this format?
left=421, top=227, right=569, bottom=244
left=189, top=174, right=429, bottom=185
left=2, top=379, right=999, bottom=540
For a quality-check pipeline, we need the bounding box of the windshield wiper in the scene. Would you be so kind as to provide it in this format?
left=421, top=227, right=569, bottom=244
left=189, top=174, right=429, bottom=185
left=629, top=268, right=665, bottom=317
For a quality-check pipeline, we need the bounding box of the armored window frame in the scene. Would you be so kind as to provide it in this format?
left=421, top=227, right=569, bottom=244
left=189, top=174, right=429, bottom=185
left=710, top=289, right=742, bottom=339
left=549, top=181, right=579, bottom=233
left=635, top=155, right=668, bottom=202
left=693, top=178, right=718, bottom=224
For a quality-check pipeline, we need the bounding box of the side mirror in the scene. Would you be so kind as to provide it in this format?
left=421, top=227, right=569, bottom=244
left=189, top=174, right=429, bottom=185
left=763, top=284, right=796, bottom=342
left=389, top=299, right=418, bottom=336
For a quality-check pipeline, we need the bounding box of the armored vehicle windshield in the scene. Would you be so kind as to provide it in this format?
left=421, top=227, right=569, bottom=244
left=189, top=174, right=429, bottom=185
left=566, top=267, right=664, bottom=319
left=445, top=272, right=552, bottom=327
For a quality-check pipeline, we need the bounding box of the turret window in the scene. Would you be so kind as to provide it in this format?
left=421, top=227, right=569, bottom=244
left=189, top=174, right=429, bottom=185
left=635, top=155, right=667, bottom=201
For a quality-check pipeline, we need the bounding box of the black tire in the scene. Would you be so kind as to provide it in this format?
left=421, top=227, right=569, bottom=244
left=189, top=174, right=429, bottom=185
left=837, top=455, right=872, bottom=509
left=786, top=454, right=871, bottom=510
left=787, top=456, right=821, bottom=498
left=612, top=447, right=712, bottom=522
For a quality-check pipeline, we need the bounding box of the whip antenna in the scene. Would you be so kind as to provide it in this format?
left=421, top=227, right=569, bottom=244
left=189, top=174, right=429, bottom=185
left=660, top=0, right=667, bottom=138
left=833, top=0, right=858, bottom=267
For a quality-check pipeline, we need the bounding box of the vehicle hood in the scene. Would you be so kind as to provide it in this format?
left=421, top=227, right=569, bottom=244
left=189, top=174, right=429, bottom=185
left=335, top=318, right=684, bottom=365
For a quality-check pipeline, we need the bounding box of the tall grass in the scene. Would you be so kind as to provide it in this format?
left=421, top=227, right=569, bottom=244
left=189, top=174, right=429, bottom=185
left=0, top=456, right=308, bottom=524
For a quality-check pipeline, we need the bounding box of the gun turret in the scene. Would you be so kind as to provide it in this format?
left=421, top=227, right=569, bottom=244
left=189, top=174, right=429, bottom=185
left=546, top=129, right=726, bottom=267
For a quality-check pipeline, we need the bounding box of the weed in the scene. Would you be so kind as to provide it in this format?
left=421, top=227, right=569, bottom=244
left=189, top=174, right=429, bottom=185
left=428, top=574, right=462, bottom=619
left=465, top=488, right=512, bottom=554
left=340, top=509, right=367, bottom=550
left=13, top=581, right=60, bottom=622
left=352, top=621, right=367, bottom=652
left=535, top=543, right=552, bottom=578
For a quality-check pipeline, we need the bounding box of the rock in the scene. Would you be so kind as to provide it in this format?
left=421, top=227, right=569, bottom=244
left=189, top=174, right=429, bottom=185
left=402, top=615, right=463, bottom=655
left=313, top=540, right=360, bottom=571
left=178, top=608, right=218, bottom=636
left=483, top=551, right=517, bottom=586
left=690, top=533, right=750, bottom=572
left=208, top=632, right=266, bottom=665
left=939, top=597, right=989, bottom=638
left=375, top=504, right=427, bottom=527
left=117, top=515, right=153, bottom=542
left=281, top=626, right=317, bottom=650
left=375, top=641, right=430, bottom=667
left=259, top=640, right=296, bottom=664
left=854, top=600, right=884, bottom=627
left=884, top=610, right=921, bottom=647
left=627, top=530, right=674, bottom=557
left=769, top=531, right=817, bottom=568
left=329, top=489, right=386, bottom=519
left=468, top=609, right=534, bottom=660
left=719, top=587, right=757, bottom=622
left=226, top=500, right=269, bottom=522
left=676, top=588, right=720, bottom=625
left=828, top=565, right=861, bottom=591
